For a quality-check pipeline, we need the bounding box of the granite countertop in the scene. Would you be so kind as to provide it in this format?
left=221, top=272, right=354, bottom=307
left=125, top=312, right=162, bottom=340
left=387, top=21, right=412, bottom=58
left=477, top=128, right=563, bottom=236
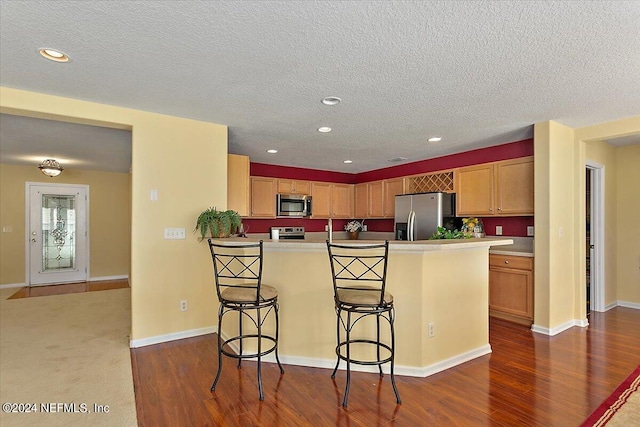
left=489, top=236, right=534, bottom=257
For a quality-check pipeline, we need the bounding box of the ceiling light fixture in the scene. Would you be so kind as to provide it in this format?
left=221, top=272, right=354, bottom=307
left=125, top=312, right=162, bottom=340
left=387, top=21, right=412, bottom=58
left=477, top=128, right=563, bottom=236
left=38, top=159, right=64, bottom=177
left=318, top=127, right=332, bottom=133
left=38, top=48, right=70, bottom=63
left=388, top=157, right=408, bottom=163
left=321, top=97, right=341, bottom=106
left=428, top=137, right=442, bottom=142
left=267, top=149, right=278, bottom=154
left=343, top=160, right=353, bottom=164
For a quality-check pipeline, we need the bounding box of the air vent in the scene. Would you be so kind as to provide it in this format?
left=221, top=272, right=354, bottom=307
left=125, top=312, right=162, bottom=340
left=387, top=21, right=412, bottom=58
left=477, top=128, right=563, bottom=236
left=388, top=157, right=408, bottom=163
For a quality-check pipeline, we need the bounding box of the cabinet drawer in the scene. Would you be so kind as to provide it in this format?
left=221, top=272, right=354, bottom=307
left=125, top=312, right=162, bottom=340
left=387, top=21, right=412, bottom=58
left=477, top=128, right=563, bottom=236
left=489, top=254, right=532, bottom=270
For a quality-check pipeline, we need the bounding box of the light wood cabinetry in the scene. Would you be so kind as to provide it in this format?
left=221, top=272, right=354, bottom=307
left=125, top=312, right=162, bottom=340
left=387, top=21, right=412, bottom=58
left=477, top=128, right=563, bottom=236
left=311, top=182, right=353, bottom=218
left=353, top=178, right=404, bottom=219
left=277, top=179, right=311, bottom=195
left=250, top=177, right=277, bottom=218
left=457, top=156, right=533, bottom=216
left=489, top=254, right=534, bottom=325
left=383, top=178, right=405, bottom=218
left=227, top=154, right=250, bottom=217
left=354, top=183, right=368, bottom=218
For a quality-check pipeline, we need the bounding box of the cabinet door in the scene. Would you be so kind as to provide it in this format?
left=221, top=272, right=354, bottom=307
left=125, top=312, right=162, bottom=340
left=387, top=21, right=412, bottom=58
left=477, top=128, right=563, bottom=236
left=495, top=157, right=534, bottom=215
left=456, top=164, right=495, bottom=216
left=331, top=184, right=354, bottom=218
left=278, top=179, right=311, bottom=195
left=250, top=177, right=277, bottom=218
left=277, top=179, right=295, bottom=194
left=354, top=183, right=368, bottom=218
left=368, top=181, right=384, bottom=218
left=383, top=178, right=404, bottom=218
left=227, top=154, right=250, bottom=217
left=489, top=267, right=533, bottom=322
left=311, top=182, right=332, bottom=218
left=293, top=180, right=311, bottom=195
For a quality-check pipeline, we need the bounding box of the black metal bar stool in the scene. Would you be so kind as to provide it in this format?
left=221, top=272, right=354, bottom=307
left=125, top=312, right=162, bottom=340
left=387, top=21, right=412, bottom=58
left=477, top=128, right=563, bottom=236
left=208, top=239, right=284, bottom=400
left=326, top=240, right=401, bottom=407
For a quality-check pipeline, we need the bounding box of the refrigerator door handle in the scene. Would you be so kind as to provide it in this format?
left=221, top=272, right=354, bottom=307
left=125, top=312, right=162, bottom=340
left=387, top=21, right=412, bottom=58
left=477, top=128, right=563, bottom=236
left=408, top=210, right=416, bottom=241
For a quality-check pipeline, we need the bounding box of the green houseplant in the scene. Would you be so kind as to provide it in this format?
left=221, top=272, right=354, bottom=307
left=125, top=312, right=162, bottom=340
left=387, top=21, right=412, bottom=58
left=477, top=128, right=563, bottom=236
left=194, top=206, right=242, bottom=240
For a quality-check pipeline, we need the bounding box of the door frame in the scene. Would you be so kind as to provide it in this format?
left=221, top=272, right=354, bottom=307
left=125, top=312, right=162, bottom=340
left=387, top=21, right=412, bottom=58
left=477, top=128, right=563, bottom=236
left=24, top=182, right=90, bottom=286
left=585, top=162, right=605, bottom=312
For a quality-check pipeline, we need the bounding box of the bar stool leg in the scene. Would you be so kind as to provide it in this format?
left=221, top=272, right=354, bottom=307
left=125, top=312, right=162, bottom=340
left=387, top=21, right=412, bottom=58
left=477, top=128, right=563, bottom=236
left=256, top=307, right=264, bottom=401
left=274, top=303, right=285, bottom=374
left=377, top=313, right=383, bottom=376
left=211, top=305, right=225, bottom=392
left=237, top=309, right=243, bottom=369
left=342, top=310, right=352, bottom=407
left=389, top=308, right=401, bottom=404
left=331, top=307, right=341, bottom=379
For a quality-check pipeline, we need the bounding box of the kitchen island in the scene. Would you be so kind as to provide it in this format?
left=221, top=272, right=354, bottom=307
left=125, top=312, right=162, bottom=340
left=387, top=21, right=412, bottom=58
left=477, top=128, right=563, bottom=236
left=211, top=237, right=513, bottom=377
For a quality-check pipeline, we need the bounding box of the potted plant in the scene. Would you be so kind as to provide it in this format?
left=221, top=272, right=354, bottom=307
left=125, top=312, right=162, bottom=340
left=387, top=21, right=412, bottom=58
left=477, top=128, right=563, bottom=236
left=194, top=206, right=242, bottom=240
left=345, top=219, right=365, bottom=240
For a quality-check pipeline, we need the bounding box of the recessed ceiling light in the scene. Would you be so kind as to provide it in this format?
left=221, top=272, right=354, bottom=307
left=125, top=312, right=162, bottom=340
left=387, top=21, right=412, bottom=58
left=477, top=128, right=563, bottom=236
left=428, top=137, right=442, bottom=142
left=321, top=97, right=341, bottom=106
left=388, top=157, right=408, bottom=163
left=267, top=149, right=278, bottom=154
left=38, top=48, right=70, bottom=62
left=343, top=160, right=353, bottom=164
left=318, top=127, right=332, bottom=133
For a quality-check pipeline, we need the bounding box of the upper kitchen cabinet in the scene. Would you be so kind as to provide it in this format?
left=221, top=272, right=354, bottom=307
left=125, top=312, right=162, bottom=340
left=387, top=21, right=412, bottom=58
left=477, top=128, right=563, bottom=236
left=277, top=179, right=311, bottom=195
left=382, top=178, right=405, bottom=218
left=354, top=178, right=403, bottom=219
left=311, top=182, right=353, bottom=218
left=456, top=156, right=534, bottom=216
left=250, top=176, right=277, bottom=218
left=227, top=154, right=250, bottom=217
left=495, top=157, right=534, bottom=215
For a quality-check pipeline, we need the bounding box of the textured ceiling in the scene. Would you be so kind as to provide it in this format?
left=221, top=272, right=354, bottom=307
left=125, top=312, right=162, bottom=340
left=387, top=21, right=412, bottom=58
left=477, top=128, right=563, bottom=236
left=0, top=1, right=639, bottom=174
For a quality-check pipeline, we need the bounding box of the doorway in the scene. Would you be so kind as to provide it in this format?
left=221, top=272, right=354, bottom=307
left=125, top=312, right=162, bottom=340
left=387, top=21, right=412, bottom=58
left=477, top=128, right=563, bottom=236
left=585, top=163, right=605, bottom=313
left=26, top=183, right=89, bottom=286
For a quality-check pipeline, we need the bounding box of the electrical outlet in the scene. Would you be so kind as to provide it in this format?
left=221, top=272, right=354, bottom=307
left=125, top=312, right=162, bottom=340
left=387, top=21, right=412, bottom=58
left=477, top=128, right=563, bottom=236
left=558, top=227, right=564, bottom=238
left=495, top=225, right=503, bottom=236
left=164, top=228, right=186, bottom=239
left=527, top=226, right=534, bottom=236
left=180, top=300, right=187, bottom=312
left=363, top=225, right=368, bottom=231
left=324, top=225, right=328, bottom=231
left=428, top=322, right=435, bottom=338
left=2, top=226, right=12, bottom=232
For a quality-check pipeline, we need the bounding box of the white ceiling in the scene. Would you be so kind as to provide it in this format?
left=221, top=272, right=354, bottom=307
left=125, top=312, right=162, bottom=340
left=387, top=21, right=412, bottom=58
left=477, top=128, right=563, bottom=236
left=0, top=1, right=639, bottom=174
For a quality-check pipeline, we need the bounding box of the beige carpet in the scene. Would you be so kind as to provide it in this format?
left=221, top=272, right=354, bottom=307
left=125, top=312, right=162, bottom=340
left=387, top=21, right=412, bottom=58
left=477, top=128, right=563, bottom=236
left=0, top=287, right=137, bottom=427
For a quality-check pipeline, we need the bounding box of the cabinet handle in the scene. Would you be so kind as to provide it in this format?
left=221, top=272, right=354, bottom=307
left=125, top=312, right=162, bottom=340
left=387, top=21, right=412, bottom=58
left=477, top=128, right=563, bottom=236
left=489, top=208, right=493, bottom=212
left=498, top=207, right=502, bottom=211
left=504, top=260, right=509, bottom=264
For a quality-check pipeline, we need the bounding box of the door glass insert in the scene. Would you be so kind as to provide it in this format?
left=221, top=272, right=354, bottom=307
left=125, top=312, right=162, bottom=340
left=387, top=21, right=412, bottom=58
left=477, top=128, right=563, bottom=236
left=41, top=194, right=76, bottom=272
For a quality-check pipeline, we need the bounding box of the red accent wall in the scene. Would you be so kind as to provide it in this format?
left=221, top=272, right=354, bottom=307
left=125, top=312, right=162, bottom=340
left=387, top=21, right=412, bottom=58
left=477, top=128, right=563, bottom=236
left=356, top=139, right=533, bottom=183
left=245, top=139, right=534, bottom=237
left=250, top=163, right=354, bottom=184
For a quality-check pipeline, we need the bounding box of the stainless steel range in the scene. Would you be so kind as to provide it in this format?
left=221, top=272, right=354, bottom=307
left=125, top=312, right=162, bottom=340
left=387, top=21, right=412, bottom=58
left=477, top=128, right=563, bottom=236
left=270, top=226, right=305, bottom=240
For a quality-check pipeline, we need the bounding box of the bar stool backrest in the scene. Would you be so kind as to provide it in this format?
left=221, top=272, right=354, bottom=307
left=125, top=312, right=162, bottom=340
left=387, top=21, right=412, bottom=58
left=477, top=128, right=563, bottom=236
left=208, top=239, right=263, bottom=303
left=326, top=240, right=389, bottom=306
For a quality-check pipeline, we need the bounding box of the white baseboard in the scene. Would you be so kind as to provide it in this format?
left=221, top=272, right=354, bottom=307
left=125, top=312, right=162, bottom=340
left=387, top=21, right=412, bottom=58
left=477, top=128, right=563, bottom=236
left=245, top=344, right=492, bottom=378
left=0, top=283, right=25, bottom=289
left=89, top=275, right=128, bottom=282
left=617, top=300, right=640, bottom=310
left=604, top=301, right=618, bottom=311
left=130, top=326, right=217, bottom=348
left=531, top=318, right=589, bottom=336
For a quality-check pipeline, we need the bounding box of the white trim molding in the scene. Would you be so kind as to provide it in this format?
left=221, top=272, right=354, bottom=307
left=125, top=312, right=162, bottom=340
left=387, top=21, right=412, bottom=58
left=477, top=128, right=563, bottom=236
left=0, top=283, right=25, bottom=289
left=88, top=275, right=128, bottom=282
left=531, top=319, right=589, bottom=336
left=130, top=326, right=217, bottom=348
left=617, top=301, right=640, bottom=310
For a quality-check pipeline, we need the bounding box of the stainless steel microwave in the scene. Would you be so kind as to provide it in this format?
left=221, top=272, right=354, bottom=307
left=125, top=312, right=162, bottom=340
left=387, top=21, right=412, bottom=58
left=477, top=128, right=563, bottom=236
left=276, top=194, right=312, bottom=217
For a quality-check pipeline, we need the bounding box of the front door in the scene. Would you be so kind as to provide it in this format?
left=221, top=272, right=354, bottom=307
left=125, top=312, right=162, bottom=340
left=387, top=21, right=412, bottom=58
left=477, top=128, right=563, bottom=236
left=27, top=183, right=88, bottom=285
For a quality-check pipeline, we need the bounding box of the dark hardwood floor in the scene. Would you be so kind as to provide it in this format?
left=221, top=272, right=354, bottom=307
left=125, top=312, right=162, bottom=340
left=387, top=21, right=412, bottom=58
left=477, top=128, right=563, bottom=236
left=131, top=308, right=640, bottom=426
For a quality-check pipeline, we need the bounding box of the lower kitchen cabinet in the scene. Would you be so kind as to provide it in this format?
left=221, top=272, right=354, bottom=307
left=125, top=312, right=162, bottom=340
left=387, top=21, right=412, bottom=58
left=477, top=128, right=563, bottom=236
left=489, top=254, right=534, bottom=325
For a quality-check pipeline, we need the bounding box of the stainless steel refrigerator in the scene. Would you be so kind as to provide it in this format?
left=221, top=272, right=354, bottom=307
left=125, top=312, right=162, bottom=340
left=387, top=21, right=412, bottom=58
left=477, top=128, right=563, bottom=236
left=394, top=192, right=459, bottom=240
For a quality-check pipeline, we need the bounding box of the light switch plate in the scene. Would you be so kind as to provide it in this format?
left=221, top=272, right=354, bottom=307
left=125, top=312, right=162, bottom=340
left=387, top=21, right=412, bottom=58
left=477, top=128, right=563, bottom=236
left=495, top=225, right=503, bottom=236
left=527, top=226, right=534, bottom=236
left=164, top=228, right=186, bottom=239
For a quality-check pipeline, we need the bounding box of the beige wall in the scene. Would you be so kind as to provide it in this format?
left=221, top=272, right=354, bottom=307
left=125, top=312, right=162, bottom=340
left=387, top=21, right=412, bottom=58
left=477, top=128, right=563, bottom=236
left=1, top=87, right=228, bottom=342
left=616, top=144, right=640, bottom=304
left=0, top=164, right=131, bottom=284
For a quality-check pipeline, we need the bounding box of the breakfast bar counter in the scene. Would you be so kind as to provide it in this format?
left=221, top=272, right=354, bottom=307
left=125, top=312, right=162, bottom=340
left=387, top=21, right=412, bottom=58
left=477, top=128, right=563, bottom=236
left=212, top=237, right=513, bottom=377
